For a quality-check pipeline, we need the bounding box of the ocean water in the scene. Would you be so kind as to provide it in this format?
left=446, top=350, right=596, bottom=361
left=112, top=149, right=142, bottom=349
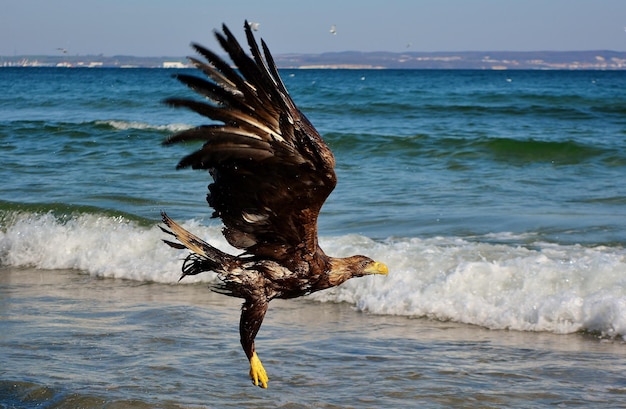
left=1, top=67, right=625, bottom=407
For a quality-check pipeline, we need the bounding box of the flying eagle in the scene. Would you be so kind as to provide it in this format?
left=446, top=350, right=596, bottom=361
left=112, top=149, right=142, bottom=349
left=160, top=21, right=388, bottom=389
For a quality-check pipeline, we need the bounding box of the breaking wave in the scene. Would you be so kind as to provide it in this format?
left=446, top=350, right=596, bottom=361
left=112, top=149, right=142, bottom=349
left=1, top=210, right=624, bottom=339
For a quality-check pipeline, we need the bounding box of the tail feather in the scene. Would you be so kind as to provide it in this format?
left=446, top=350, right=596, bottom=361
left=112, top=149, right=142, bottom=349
left=161, top=211, right=235, bottom=279
left=161, top=211, right=212, bottom=257
left=161, top=238, right=187, bottom=250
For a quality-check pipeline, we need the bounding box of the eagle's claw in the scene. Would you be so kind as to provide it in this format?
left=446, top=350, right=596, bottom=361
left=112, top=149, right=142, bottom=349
left=249, top=352, right=268, bottom=388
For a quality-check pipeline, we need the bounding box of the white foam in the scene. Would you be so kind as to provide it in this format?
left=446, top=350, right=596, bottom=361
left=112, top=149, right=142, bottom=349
left=313, top=236, right=626, bottom=339
left=1, top=212, right=625, bottom=339
left=0, top=212, right=224, bottom=284
left=96, top=120, right=192, bottom=133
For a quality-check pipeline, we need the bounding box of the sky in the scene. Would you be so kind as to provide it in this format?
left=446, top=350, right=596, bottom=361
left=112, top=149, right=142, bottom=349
left=2, top=0, right=626, bottom=57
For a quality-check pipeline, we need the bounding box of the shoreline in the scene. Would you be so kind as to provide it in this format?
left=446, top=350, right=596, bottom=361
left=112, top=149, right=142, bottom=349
left=2, top=49, right=626, bottom=70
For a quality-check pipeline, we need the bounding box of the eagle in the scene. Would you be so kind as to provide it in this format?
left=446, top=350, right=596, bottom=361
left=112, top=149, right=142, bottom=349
left=160, top=22, right=388, bottom=389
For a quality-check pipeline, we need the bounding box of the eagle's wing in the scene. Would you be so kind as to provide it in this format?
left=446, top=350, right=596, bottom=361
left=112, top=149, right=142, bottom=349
left=163, top=22, right=337, bottom=263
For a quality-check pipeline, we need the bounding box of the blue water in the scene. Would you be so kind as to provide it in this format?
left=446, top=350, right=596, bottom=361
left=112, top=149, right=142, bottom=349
left=1, top=68, right=625, bottom=243
left=1, top=67, right=626, bottom=407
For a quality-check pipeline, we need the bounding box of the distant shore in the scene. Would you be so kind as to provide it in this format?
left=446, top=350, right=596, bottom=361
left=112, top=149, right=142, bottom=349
left=2, top=50, right=626, bottom=70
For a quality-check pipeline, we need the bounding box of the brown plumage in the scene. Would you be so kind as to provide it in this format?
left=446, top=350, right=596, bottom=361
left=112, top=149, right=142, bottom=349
left=160, top=21, right=388, bottom=389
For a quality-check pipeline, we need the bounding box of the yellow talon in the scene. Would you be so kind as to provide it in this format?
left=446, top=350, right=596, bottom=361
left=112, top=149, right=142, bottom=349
left=249, top=352, right=268, bottom=388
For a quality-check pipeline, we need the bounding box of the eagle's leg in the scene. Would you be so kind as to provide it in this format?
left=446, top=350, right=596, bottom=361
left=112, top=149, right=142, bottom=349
left=240, top=297, right=269, bottom=388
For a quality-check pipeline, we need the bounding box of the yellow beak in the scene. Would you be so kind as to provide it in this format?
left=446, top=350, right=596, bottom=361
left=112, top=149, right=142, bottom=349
left=365, top=261, right=389, bottom=276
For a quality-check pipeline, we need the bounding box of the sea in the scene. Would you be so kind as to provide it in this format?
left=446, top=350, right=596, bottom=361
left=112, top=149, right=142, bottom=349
left=1, top=66, right=625, bottom=408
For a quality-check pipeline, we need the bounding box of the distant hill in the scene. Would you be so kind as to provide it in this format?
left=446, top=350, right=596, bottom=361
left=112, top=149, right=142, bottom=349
left=2, top=50, right=625, bottom=70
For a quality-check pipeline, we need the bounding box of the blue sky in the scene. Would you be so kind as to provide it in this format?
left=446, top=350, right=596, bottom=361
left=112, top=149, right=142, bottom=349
left=2, top=0, right=625, bottom=56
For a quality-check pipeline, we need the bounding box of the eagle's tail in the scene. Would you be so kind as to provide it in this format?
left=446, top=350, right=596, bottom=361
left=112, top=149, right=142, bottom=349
left=160, top=211, right=234, bottom=280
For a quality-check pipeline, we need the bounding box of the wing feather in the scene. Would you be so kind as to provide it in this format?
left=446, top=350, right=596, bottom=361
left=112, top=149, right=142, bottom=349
left=163, top=21, right=336, bottom=264
left=164, top=98, right=281, bottom=141
left=171, top=74, right=238, bottom=107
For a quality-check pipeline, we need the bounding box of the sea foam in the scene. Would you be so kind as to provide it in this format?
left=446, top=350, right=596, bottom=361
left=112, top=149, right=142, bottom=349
left=1, top=212, right=624, bottom=339
left=96, top=120, right=192, bottom=133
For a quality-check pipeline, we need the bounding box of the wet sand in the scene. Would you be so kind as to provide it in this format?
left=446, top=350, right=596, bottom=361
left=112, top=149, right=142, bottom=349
left=1, top=267, right=625, bottom=408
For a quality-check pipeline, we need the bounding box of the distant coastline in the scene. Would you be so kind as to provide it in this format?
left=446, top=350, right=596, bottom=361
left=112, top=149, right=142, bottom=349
left=2, top=50, right=626, bottom=70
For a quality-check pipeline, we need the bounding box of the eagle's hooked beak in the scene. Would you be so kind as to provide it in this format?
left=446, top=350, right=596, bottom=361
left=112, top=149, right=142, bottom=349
left=365, top=261, right=389, bottom=276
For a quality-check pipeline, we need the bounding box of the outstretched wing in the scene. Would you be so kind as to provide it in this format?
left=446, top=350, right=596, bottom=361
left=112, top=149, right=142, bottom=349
left=163, top=22, right=337, bottom=263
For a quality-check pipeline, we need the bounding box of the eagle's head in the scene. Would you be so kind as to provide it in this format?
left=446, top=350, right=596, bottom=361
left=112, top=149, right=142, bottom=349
left=327, top=255, right=388, bottom=286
